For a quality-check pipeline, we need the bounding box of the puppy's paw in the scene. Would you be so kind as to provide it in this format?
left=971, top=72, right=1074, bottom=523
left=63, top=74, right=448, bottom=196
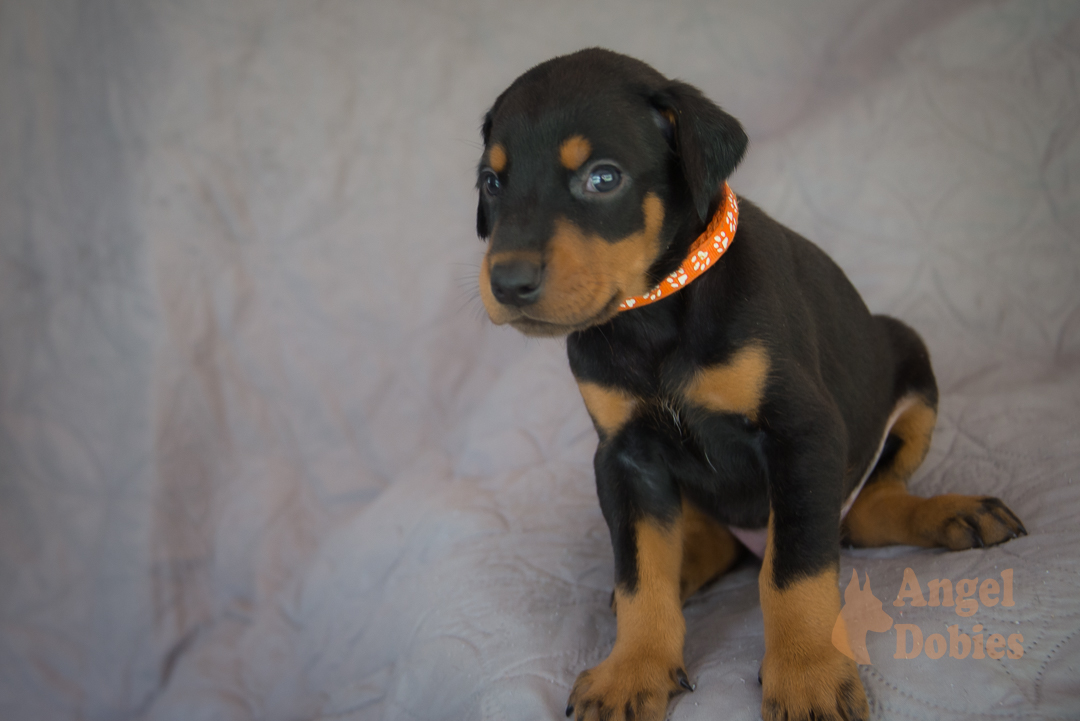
left=917, top=495, right=1027, bottom=550
left=761, top=651, right=868, bottom=721
left=566, top=653, right=692, bottom=721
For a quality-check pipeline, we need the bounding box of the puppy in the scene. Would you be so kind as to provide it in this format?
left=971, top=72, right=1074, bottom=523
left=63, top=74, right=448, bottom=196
left=474, top=48, right=1025, bottom=721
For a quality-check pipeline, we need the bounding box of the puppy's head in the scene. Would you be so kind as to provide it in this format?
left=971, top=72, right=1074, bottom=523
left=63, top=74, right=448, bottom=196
left=476, top=48, right=747, bottom=336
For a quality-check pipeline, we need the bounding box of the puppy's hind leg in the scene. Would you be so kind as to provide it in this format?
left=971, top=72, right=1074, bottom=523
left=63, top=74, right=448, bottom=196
left=843, top=398, right=1026, bottom=550
left=679, top=498, right=742, bottom=603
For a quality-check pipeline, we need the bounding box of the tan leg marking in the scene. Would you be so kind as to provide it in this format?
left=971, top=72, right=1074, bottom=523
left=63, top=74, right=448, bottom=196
left=559, top=135, right=592, bottom=171
left=843, top=399, right=1026, bottom=550
left=679, top=498, right=739, bottom=602
left=576, top=382, right=638, bottom=440
left=488, top=143, right=507, bottom=172
left=682, top=343, right=769, bottom=421
left=759, top=516, right=868, bottom=721
left=568, top=518, right=689, bottom=721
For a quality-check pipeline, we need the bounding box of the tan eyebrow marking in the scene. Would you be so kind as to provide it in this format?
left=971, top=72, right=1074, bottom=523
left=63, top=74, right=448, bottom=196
left=489, top=143, right=507, bottom=172
left=559, top=135, right=592, bottom=171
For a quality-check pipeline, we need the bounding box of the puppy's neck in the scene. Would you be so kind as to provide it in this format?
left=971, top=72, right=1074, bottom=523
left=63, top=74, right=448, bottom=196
left=619, top=183, right=738, bottom=312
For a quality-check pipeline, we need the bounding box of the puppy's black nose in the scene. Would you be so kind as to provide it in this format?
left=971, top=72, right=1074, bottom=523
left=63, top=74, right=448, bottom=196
left=490, top=260, right=543, bottom=306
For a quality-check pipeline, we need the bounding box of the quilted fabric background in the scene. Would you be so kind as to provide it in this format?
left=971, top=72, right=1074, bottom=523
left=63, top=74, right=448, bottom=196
left=1, top=1, right=1078, bottom=719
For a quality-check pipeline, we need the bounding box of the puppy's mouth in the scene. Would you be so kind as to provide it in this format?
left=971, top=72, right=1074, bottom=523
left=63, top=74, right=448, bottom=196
left=504, top=292, right=624, bottom=337
left=478, top=252, right=628, bottom=336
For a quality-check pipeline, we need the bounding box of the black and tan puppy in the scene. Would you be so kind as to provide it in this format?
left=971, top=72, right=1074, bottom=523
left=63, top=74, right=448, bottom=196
left=474, top=48, right=1025, bottom=721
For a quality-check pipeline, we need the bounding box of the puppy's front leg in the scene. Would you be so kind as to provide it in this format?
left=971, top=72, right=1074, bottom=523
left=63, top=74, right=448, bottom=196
left=567, top=424, right=692, bottom=721
left=759, top=424, right=869, bottom=721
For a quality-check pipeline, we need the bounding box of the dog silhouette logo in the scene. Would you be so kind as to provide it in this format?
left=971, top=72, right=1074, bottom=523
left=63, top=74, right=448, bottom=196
left=832, top=569, right=894, bottom=665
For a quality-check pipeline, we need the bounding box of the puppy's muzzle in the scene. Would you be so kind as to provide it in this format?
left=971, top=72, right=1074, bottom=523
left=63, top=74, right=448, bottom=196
left=490, top=259, right=543, bottom=307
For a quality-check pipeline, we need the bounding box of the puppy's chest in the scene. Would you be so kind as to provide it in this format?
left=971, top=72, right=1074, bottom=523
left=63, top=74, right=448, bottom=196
left=568, top=328, right=769, bottom=435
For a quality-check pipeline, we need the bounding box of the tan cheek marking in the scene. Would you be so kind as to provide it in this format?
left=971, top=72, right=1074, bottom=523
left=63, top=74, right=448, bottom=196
left=603, top=192, right=666, bottom=298
left=543, top=219, right=608, bottom=318
left=539, top=193, right=666, bottom=324
left=577, top=382, right=638, bottom=439
left=488, top=143, right=507, bottom=173
left=759, top=516, right=867, bottom=719
left=559, top=135, right=592, bottom=170
left=683, top=343, right=769, bottom=421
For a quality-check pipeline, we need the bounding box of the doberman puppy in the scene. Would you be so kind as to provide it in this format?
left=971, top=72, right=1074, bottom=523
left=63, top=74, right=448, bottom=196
left=474, top=48, right=1026, bottom=721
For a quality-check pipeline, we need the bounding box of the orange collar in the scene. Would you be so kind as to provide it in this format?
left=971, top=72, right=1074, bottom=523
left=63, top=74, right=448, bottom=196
left=618, top=182, right=739, bottom=311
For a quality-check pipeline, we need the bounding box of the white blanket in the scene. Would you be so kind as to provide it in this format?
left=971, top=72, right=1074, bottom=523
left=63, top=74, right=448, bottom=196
left=1, top=1, right=1078, bottom=719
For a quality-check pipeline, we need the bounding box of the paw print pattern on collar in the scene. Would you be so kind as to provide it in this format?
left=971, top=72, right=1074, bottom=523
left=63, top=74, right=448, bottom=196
left=618, top=182, right=739, bottom=311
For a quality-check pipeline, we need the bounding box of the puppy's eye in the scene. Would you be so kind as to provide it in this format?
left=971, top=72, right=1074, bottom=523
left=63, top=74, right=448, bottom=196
left=481, top=171, right=501, bottom=197
left=585, top=165, right=621, bottom=193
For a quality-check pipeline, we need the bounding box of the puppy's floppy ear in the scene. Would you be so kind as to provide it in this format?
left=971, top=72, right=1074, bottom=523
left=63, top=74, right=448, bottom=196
left=476, top=111, right=495, bottom=239
left=650, top=82, right=748, bottom=222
